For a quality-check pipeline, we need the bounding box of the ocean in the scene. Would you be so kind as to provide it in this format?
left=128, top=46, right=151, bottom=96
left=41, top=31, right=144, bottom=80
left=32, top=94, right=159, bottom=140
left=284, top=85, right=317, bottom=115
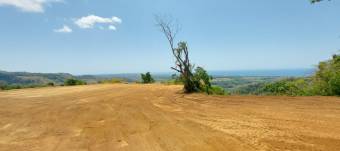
left=209, top=69, right=315, bottom=77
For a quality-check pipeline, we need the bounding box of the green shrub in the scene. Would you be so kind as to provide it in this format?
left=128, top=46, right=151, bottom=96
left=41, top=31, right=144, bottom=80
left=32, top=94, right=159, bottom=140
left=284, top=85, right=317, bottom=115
left=208, top=86, right=226, bottom=95
left=311, top=54, right=340, bottom=96
left=141, top=72, right=155, bottom=84
left=258, top=78, right=310, bottom=96
left=193, top=67, right=209, bottom=92
left=193, top=67, right=212, bottom=92
left=233, top=83, right=266, bottom=95
left=64, top=79, right=86, bottom=86
left=0, top=83, right=53, bottom=91
left=329, top=73, right=340, bottom=95
left=247, top=54, right=340, bottom=96
left=0, top=85, right=22, bottom=90
left=192, top=67, right=226, bottom=95
left=47, top=82, right=55, bottom=86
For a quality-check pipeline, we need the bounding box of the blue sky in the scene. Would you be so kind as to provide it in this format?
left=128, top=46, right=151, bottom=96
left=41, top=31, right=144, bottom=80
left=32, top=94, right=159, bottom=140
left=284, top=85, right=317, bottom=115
left=0, top=0, right=339, bottom=75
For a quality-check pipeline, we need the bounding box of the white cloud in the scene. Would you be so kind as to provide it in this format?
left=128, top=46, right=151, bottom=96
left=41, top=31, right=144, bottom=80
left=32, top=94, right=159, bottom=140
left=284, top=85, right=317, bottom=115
left=108, top=25, right=116, bottom=31
left=54, top=25, right=72, bottom=33
left=112, top=16, right=122, bottom=24
left=74, top=15, right=122, bottom=30
left=0, top=0, right=62, bottom=13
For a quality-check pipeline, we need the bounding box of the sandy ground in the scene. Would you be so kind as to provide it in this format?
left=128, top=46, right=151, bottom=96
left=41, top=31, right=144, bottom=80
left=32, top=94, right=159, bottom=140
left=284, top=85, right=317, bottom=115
left=0, top=84, right=340, bottom=151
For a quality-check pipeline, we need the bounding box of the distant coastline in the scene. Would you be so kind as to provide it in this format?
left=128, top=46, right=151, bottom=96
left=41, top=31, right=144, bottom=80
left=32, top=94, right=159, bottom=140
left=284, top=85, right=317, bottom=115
left=93, top=68, right=316, bottom=82
left=208, top=68, right=315, bottom=77
left=0, top=68, right=316, bottom=87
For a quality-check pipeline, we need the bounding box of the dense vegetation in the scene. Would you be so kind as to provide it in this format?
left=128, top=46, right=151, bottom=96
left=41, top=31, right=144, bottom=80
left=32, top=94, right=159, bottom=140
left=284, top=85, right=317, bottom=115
left=0, top=71, right=72, bottom=90
left=190, top=67, right=225, bottom=95
left=1, top=54, right=338, bottom=96
left=156, top=16, right=204, bottom=93
left=0, top=84, right=51, bottom=90
left=160, top=67, right=226, bottom=95
left=64, top=79, right=87, bottom=86
left=212, top=76, right=279, bottom=94
left=141, top=72, right=155, bottom=84
left=256, top=78, right=312, bottom=96
left=0, top=71, right=73, bottom=85
left=311, top=54, right=340, bottom=95
left=0, top=71, right=130, bottom=90
left=228, top=54, right=340, bottom=96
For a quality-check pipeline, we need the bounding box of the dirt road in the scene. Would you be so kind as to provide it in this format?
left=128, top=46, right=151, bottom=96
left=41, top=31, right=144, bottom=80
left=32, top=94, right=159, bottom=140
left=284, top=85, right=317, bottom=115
left=0, top=84, right=339, bottom=151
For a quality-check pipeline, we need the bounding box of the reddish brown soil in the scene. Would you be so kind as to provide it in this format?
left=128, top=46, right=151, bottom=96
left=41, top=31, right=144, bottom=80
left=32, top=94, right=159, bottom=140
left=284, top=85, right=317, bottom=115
left=0, top=84, right=339, bottom=151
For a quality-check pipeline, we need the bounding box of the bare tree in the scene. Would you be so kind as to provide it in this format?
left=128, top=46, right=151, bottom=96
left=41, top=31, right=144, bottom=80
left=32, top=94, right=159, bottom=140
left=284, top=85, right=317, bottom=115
left=155, top=15, right=196, bottom=93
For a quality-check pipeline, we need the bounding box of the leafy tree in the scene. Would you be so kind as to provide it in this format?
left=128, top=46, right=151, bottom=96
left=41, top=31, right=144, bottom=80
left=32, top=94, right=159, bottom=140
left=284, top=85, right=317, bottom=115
left=312, top=54, right=340, bottom=95
left=252, top=54, right=339, bottom=96
left=155, top=15, right=197, bottom=93
left=141, top=72, right=155, bottom=84
left=259, top=78, right=310, bottom=96
left=193, top=67, right=212, bottom=93
left=155, top=16, right=228, bottom=95
left=192, top=67, right=226, bottom=95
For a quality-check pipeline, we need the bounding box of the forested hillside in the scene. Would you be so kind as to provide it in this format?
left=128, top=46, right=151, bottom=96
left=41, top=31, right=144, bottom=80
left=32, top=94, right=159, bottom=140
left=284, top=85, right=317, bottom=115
left=0, top=71, right=74, bottom=85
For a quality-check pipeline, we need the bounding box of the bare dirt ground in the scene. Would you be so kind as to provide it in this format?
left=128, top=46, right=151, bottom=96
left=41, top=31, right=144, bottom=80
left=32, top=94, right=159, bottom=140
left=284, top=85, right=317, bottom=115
left=0, top=84, right=340, bottom=151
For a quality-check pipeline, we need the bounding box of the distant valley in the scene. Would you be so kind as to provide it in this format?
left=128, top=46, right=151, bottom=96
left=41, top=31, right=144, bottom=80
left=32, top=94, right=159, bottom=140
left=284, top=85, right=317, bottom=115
left=0, top=69, right=313, bottom=93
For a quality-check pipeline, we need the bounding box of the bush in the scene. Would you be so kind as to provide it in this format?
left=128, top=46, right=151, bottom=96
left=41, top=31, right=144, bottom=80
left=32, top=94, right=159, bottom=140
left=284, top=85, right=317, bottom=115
left=233, top=82, right=266, bottom=95
left=64, top=79, right=86, bottom=86
left=47, top=82, right=55, bottom=86
left=258, top=78, right=310, bottom=96
left=209, top=86, right=226, bottom=95
left=0, top=84, right=6, bottom=90
left=329, top=73, right=340, bottom=95
left=192, top=67, right=227, bottom=95
left=193, top=67, right=212, bottom=92
left=141, top=72, right=155, bottom=84
left=311, top=54, right=340, bottom=96
left=0, top=85, right=22, bottom=90
left=193, top=67, right=210, bottom=92
left=248, top=53, right=340, bottom=96
left=0, top=83, right=53, bottom=90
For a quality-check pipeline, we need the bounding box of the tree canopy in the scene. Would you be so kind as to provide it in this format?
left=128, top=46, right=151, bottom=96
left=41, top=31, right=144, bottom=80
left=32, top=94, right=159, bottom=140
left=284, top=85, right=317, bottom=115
left=141, top=72, right=155, bottom=84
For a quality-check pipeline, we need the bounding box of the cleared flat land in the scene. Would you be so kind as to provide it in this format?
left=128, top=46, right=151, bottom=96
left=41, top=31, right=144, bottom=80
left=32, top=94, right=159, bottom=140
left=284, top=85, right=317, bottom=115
left=0, top=84, right=340, bottom=151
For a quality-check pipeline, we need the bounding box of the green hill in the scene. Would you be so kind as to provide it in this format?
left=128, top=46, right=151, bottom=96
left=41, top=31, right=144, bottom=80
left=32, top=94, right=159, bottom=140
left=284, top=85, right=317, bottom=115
left=0, top=71, right=74, bottom=86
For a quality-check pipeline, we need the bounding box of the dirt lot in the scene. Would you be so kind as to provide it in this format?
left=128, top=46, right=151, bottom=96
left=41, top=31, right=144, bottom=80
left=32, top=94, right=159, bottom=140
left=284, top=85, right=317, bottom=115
left=0, top=84, right=339, bottom=151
